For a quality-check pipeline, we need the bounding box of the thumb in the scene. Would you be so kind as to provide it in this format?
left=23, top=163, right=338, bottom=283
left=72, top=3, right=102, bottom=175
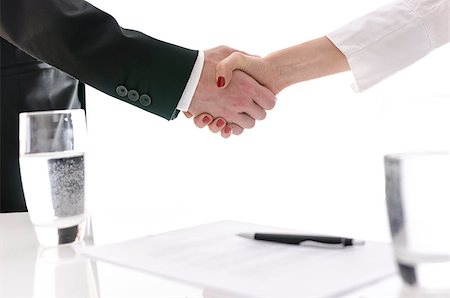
left=216, top=52, right=247, bottom=89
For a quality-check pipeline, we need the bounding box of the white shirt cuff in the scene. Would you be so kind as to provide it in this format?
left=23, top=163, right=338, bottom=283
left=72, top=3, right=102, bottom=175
left=326, top=0, right=449, bottom=93
left=176, top=51, right=205, bottom=112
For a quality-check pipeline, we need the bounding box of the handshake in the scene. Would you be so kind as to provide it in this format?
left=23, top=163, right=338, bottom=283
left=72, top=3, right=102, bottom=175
left=184, top=37, right=350, bottom=138
left=184, top=46, right=279, bottom=139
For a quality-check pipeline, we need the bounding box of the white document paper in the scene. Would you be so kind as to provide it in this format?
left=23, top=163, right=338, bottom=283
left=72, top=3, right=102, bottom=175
left=82, top=220, right=397, bottom=298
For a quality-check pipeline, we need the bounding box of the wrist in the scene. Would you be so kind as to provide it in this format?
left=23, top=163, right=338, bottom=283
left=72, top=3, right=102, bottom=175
left=306, top=37, right=350, bottom=81
left=267, top=36, right=350, bottom=92
left=178, top=51, right=204, bottom=112
left=263, top=55, right=283, bottom=94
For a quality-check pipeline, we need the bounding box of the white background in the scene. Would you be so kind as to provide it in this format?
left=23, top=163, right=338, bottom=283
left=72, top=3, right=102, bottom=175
left=84, top=0, right=450, bottom=245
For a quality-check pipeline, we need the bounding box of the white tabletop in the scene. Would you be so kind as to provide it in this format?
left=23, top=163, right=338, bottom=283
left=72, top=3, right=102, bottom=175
left=0, top=213, right=204, bottom=298
left=0, top=213, right=412, bottom=298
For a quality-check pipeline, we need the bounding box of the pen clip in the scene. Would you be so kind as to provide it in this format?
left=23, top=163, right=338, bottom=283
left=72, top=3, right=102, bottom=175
left=299, top=240, right=345, bottom=249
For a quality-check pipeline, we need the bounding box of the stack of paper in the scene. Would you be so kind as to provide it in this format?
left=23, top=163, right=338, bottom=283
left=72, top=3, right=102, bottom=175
left=82, top=220, right=396, bottom=298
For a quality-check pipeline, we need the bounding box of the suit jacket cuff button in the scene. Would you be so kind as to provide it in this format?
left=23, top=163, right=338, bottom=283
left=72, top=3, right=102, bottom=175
left=116, top=85, right=128, bottom=97
left=139, top=94, right=152, bottom=106
left=128, top=90, right=139, bottom=102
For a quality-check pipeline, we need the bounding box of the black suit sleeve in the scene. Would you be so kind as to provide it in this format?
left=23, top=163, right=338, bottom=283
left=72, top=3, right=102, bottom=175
left=0, top=0, right=198, bottom=120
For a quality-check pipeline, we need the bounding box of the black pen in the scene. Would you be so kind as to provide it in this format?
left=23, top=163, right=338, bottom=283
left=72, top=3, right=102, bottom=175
left=237, top=233, right=365, bottom=248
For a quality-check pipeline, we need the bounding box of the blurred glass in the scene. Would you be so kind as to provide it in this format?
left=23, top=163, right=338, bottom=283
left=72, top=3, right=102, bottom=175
left=19, top=109, right=87, bottom=246
left=385, top=152, right=450, bottom=295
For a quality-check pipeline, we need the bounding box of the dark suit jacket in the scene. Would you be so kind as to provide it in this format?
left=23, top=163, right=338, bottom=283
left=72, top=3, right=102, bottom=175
left=0, top=0, right=198, bottom=212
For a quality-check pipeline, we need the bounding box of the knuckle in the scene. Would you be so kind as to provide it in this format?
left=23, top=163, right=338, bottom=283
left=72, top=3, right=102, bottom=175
left=230, top=51, right=244, bottom=61
left=219, top=45, right=234, bottom=55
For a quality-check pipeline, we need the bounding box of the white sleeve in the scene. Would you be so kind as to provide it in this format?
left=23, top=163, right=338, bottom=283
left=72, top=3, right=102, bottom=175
left=176, top=51, right=205, bottom=112
left=326, top=0, right=449, bottom=92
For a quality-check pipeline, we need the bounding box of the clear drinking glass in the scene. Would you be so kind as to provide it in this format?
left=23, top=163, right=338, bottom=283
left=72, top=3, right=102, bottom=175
left=19, top=109, right=87, bottom=246
left=384, top=152, right=450, bottom=294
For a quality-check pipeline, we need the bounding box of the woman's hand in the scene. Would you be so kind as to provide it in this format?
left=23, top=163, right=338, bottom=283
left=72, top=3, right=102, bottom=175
left=183, top=111, right=243, bottom=139
left=215, top=52, right=281, bottom=95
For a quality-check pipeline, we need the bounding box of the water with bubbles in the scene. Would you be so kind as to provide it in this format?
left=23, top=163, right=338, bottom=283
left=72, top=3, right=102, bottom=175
left=20, top=151, right=85, bottom=229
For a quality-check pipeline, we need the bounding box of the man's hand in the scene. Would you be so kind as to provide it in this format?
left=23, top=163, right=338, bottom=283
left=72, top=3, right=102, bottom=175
left=187, top=46, right=276, bottom=137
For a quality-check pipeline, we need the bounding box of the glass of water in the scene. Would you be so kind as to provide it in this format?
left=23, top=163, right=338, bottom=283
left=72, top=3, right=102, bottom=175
left=384, top=152, right=450, bottom=294
left=19, top=109, right=87, bottom=246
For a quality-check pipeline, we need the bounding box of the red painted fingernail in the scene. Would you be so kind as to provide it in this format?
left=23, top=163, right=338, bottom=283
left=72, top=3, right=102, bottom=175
left=216, top=119, right=225, bottom=127
left=224, top=126, right=231, bottom=134
left=217, top=76, right=225, bottom=88
left=202, top=116, right=211, bottom=124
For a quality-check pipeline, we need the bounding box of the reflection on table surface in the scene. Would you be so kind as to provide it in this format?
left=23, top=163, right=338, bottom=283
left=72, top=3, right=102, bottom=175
left=0, top=213, right=202, bottom=298
left=34, top=245, right=99, bottom=298
left=3, top=213, right=446, bottom=298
